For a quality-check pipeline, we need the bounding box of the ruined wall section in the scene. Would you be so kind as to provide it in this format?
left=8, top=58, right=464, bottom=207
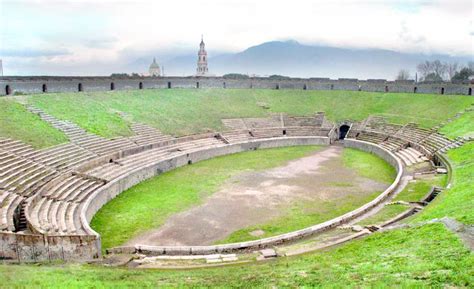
left=1, top=76, right=472, bottom=96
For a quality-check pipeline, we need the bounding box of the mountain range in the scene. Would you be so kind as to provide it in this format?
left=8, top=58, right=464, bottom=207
left=133, top=40, right=472, bottom=80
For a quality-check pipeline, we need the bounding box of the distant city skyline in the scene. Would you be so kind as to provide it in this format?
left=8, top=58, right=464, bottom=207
left=0, top=0, right=472, bottom=76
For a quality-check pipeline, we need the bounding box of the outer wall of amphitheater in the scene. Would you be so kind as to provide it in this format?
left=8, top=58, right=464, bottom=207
left=1, top=76, right=473, bottom=96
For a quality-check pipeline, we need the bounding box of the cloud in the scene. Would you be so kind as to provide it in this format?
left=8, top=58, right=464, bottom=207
left=84, top=37, right=118, bottom=49
left=0, top=48, right=71, bottom=58
left=1, top=0, right=472, bottom=75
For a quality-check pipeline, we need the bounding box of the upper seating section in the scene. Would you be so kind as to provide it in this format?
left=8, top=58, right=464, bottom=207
left=220, top=113, right=333, bottom=143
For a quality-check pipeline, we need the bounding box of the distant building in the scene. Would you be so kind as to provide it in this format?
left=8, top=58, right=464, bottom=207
left=149, top=58, right=161, bottom=77
left=196, top=36, right=209, bottom=76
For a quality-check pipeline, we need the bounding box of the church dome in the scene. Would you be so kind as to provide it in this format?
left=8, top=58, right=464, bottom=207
left=149, top=58, right=159, bottom=69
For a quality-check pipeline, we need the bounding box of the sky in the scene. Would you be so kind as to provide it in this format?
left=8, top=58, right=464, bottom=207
left=0, top=0, right=473, bottom=76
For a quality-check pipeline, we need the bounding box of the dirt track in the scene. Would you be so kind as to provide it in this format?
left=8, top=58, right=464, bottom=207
left=126, top=146, right=388, bottom=246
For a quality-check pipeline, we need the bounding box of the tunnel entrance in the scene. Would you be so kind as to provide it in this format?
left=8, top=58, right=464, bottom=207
left=5, top=85, right=11, bottom=95
left=339, top=125, right=350, bottom=140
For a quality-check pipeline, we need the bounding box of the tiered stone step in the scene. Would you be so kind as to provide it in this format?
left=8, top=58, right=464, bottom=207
left=379, top=137, right=407, bottom=152
left=221, top=130, right=253, bottom=143
left=250, top=128, right=284, bottom=139
left=285, top=126, right=328, bottom=137
left=354, top=132, right=387, bottom=144
left=242, top=117, right=282, bottom=129
left=221, top=119, right=248, bottom=130
left=87, top=137, right=225, bottom=181
left=283, top=116, right=320, bottom=127
left=396, top=124, right=433, bottom=143
left=28, top=175, right=105, bottom=234
left=28, top=107, right=87, bottom=137
left=421, top=133, right=460, bottom=154
left=0, top=138, right=36, bottom=156
left=0, top=150, right=58, bottom=196
left=365, top=121, right=403, bottom=136
left=0, top=190, right=25, bottom=231
left=129, top=123, right=175, bottom=146
left=70, top=134, right=138, bottom=156
left=394, top=147, right=428, bottom=166
left=25, top=143, right=98, bottom=170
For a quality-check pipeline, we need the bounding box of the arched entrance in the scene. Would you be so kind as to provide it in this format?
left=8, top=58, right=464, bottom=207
left=5, top=85, right=11, bottom=95
left=139, top=82, right=143, bottom=89
left=42, top=84, right=47, bottom=93
left=339, top=124, right=350, bottom=140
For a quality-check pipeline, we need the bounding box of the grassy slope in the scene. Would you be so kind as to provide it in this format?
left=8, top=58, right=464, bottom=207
left=27, top=89, right=473, bottom=138
left=414, top=142, right=474, bottom=224
left=218, top=147, right=396, bottom=243
left=0, top=98, right=67, bottom=148
left=393, top=175, right=447, bottom=202
left=439, top=110, right=474, bottom=139
left=1, top=224, right=472, bottom=288
left=92, top=146, right=323, bottom=250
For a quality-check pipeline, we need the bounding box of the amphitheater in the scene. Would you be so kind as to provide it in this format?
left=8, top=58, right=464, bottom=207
left=0, top=76, right=473, bottom=286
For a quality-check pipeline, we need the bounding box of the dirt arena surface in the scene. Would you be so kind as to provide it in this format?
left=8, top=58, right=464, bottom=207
left=127, top=146, right=389, bottom=246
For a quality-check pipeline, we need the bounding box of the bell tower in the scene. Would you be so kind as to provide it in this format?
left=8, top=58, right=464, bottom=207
left=196, top=35, right=209, bottom=76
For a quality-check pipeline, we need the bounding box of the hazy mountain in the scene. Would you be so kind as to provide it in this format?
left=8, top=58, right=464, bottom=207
left=159, top=40, right=472, bottom=80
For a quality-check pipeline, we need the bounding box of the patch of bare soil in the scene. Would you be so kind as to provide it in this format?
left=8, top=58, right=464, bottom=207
left=126, top=146, right=388, bottom=246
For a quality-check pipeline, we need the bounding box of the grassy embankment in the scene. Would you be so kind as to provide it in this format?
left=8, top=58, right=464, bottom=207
left=0, top=98, right=67, bottom=148
left=27, top=89, right=473, bottom=139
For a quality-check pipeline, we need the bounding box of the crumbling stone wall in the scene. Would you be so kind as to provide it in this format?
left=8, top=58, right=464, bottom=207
left=1, top=76, right=472, bottom=96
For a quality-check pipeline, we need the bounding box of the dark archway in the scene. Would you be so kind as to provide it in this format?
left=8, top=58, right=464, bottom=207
left=78, top=83, right=83, bottom=92
left=440, top=87, right=445, bottom=95
left=385, top=85, right=389, bottom=93
left=339, top=125, right=350, bottom=140
left=223, top=82, right=226, bottom=89
left=167, top=82, right=171, bottom=89
left=139, top=82, right=143, bottom=89
left=303, top=84, right=307, bottom=90
left=358, top=85, right=362, bottom=91
left=469, top=87, right=472, bottom=96
left=42, top=84, right=47, bottom=93
left=330, top=84, right=334, bottom=90
left=110, top=82, right=115, bottom=91
left=196, top=82, right=200, bottom=89
left=275, top=84, right=279, bottom=90
left=414, top=86, right=417, bottom=93
left=5, top=85, right=11, bottom=95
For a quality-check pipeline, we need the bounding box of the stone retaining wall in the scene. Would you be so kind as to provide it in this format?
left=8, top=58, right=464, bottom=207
left=1, top=76, right=472, bottom=96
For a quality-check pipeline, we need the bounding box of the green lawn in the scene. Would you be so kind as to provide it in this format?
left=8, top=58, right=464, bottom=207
left=91, top=146, right=323, bottom=250
left=26, top=89, right=473, bottom=139
left=1, top=223, right=472, bottom=288
left=218, top=147, right=396, bottom=243
left=0, top=97, right=67, bottom=148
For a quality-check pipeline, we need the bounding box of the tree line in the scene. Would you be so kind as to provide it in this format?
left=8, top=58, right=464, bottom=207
left=397, top=61, right=474, bottom=82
